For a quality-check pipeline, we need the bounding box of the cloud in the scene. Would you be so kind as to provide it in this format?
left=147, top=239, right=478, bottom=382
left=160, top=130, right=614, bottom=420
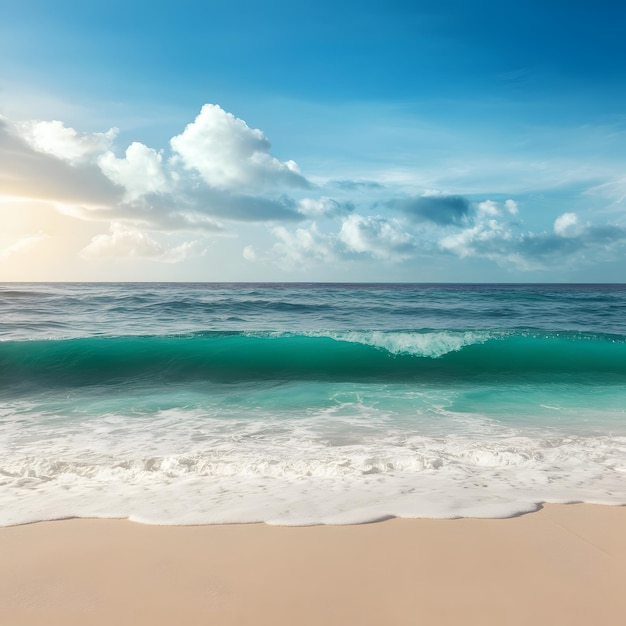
left=80, top=223, right=195, bottom=263
left=440, top=206, right=626, bottom=270
left=98, top=142, right=170, bottom=200
left=439, top=217, right=518, bottom=265
left=183, top=189, right=302, bottom=222
left=1, top=105, right=313, bottom=232
left=268, top=224, right=337, bottom=268
left=504, top=199, right=519, bottom=215
left=14, top=119, right=117, bottom=164
left=0, top=116, right=123, bottom=205
left=476, top=200, right=500, bottom=217
left=389, top=194, right=470, bottom=225
left=251, top=213, right=419, bottom=269
left=339, top=214, right=416, bottom=261
left=475, top=199, right=519, bottom=218
left=55, top=187, right=300, bottom=230
left=297, top=196, right=353, bottom=218
left=587, top=176, right=626, bottom=205
left=4, top=106, right=626, bottom=276
left=0, top=231, right=50, bottom=261
left=242, top=245, right=257, bottom=261
left=553, top=212, right=582, bottom=237
left=170, top=104, right=310, bottom=191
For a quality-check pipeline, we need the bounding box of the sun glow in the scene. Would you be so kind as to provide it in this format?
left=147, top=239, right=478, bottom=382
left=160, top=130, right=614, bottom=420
left=0, top=200, right=100, bottom=281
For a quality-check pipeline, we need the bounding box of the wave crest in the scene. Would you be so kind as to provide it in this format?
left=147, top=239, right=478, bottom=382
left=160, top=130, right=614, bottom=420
left=322, top=330, right=494, bottom=357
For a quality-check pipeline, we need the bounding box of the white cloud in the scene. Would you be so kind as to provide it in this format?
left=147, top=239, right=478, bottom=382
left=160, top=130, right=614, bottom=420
left=439, top=199, right=521, bottom=263
left=297, top=196, right=352, bottom=218
left=269, top=224, right=336, bottom=268
left=170, top=104, right=309, bottom=191
left=554, top=212, right=582, bottom=237
left=504, top=199, right=519, bottom=215
left=242, top=245, right=257, bottom=261
left=81, top=223, right=194, bottom=263
left=15, top=119, right=117, bottom=164
left=439, top=218, right=514, bottom=261
left=339, top=214, right=415, bottom=261
left=98, top=142, right=170, bottom=200
left=476, top=200, right=500, bottom=217
left=2, top=106, right=312, bottom=230
left=256, top=213, right=418, bottom=269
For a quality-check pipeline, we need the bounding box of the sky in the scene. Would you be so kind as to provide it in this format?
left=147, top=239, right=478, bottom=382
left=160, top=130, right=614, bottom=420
left=1, top=0, right=626, bottom=282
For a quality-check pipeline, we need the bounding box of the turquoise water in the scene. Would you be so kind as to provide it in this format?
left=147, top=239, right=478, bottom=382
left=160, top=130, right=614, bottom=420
left=1, top=283, right=625, bottom=525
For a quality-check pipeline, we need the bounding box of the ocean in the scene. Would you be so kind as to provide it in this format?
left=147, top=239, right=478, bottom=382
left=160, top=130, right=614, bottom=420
left=1, top=282, right=625, bottom=526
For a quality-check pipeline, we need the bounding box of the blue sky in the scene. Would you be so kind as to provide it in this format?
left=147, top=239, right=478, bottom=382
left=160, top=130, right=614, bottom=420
left=1, top=0, right=625, bottom=281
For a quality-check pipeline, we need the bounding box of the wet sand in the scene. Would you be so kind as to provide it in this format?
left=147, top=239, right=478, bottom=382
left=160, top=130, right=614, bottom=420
left=1, top=504, right=625, bottom=626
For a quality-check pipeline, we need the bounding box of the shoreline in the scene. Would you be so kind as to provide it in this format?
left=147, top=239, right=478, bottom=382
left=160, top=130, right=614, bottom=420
left=1, top=503, right=624, bottom=625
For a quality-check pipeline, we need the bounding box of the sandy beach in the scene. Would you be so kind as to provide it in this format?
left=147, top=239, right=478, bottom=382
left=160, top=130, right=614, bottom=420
left=1, top=504, right=624, bottom=626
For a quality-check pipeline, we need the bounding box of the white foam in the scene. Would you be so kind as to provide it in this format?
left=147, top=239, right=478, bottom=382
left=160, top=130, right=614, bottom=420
left=1, top=403, right=625, bottom=527
left=315, top=330, right=495, bottom=357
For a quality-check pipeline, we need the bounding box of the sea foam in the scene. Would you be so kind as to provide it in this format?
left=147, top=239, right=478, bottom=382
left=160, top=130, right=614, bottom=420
left=1, top=401, right=625, bottom=527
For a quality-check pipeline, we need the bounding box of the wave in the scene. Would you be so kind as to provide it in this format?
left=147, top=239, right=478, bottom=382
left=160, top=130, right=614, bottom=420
left=2, top=330, right=625, bottom=392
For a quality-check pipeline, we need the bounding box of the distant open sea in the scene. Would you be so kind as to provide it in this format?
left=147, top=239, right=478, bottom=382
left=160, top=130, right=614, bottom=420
left=1, top=282, right=625, bottom=526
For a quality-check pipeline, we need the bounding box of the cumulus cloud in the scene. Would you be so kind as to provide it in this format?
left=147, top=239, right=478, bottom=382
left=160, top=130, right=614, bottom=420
left=554, top=212, right=582, bottom=237
left=389, top=194, right=470, bottom=225
left=98, top=142, right=170, bottom=200
left=81, top=223, right=195, bottom=263
left=504, top=199, right=519, bottom=215
left=249, top=213, right=420, bottom=269
left=269, top=224, right=337, bottom=268
left=476, top=200, right=500, bottom=217
left=439, top=217, right=517, bottom=264
left=14, top=119, right=118, bottom=164
left=475, top=198, right=520, bottom=218
left=4, top=106, right=626, bottom=276
left=170, top=104, right=309, bottom=191
left=339, top=214, right=416, bottom=261
left=1, top=105, right=314, bottom=232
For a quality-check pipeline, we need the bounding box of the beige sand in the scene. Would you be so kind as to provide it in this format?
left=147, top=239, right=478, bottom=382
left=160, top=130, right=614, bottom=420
left=1, top=504, right=624, bottom=626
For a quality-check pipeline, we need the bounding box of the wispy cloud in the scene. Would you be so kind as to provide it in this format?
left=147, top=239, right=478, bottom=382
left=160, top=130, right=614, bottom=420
left=0, top=231, right=50, bottom=261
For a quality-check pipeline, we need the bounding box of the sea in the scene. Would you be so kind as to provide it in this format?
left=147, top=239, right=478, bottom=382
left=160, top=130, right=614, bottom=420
left=1, top=282, right=625, bottom=526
